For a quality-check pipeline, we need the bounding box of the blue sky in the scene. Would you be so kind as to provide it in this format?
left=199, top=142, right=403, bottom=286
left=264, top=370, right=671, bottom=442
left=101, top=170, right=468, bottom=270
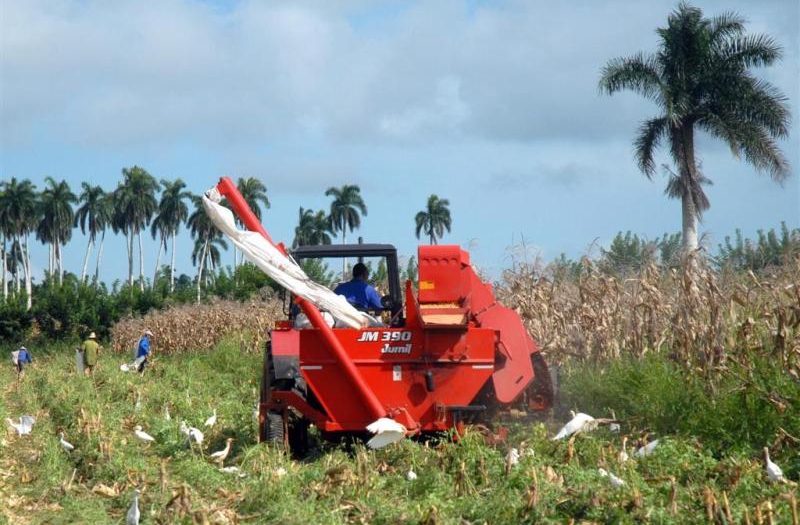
left=1, top=0, right=798, bottom=283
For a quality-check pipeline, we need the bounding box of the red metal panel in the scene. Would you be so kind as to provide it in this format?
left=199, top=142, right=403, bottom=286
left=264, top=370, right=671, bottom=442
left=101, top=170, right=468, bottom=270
left=418, top=245, right=470, bottom=304
left=299, top=327, right=495, bottom=430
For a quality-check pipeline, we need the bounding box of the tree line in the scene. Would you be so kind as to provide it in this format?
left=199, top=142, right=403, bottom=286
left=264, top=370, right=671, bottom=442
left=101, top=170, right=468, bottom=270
left=0, top=168, right=454, bottom=310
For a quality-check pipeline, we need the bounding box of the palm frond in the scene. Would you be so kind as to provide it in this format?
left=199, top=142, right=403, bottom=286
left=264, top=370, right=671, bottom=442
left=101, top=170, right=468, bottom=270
left=718, top=34, right=782, bottom=69
left=599, top=53, right=662, bottom=101
left=634, top=117, right=669, bottom=177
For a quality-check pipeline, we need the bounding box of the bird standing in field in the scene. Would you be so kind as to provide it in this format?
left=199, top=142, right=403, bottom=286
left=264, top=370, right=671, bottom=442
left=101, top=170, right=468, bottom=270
left=204, top=409, right=217, bottom=428
left=764, top=447, right=785, bottom=483
left=180, top=421, right=204, bottom=454
left=133, top=425, right=155, bottom=443
left=598, top=467, right=626, bottom=488
left=635, top=438, right=660, bottom=458
left=59, top=431, right=75, bottom=452
left=618, top=436, right=629, bottom=463
left=552, top=411, right=596, bottom=440
left=406, top=469, right=417, bottom=481
left=126, top=488, right=140, bottom=525
left=6, top=415, right=35, bottom=436
left=210, top=438, right=234, bottom=465
left=366, top=418, right=406, bottom=449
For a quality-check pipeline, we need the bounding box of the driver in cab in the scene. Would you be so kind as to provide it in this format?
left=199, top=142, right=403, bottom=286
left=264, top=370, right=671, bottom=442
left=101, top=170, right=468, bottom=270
left=334, top=262, right=383, bottom=311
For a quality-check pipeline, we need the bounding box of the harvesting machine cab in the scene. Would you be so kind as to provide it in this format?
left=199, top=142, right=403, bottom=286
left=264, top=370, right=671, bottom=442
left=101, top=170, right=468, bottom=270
left=205, top=177, right=553, bottom=454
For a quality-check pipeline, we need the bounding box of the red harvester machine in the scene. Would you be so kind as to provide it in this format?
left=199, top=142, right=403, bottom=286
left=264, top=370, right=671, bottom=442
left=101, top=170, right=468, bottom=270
left=213, top=177, right=553, bottom=454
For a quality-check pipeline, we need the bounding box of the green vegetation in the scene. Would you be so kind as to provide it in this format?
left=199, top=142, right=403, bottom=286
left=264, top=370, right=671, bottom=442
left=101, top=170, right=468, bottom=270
left=2, top=340, right=797, bottom=524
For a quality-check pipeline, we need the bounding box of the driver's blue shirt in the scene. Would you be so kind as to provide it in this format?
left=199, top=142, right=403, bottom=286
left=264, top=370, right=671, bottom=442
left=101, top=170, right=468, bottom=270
left=333, top=279, right=383, bottom=310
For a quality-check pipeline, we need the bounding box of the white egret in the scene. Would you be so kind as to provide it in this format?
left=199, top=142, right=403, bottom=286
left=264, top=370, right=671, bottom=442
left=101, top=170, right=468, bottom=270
left=552, top=412, right=596, bottom=440
left=506, top=448, right=520, bottom=468
left=366, top=418, right=406, bottom=449
left=220, top=466, right=247, bottom=478
left=180, top=420, right=204, bottom=451
left=163, top=405, right=171, bottom=421
left=618, top=436, right=629, bottom=463
left=204, top=409, right=217, bottom=428
left=210, top=438, right=234, bottom=465
left=406, top=469, right=418, bottom=481
left=764, top=447, right=785, bottom=483
left=126, top=489, right=140, bottom=525
left=59, top=431, right=75, bottom=452
left=5, top=415, right=35, bottom=436
left=635, top=439, right=659, bottom=458
left=133, top=426, right=155, bottom=443
left=598, top=468, right=626, bottom=488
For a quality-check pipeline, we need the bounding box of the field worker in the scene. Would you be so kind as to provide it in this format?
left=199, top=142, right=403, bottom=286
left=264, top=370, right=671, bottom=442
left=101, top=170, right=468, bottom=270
left=81, top=331, right=101, bottom=376
left=14, top=346, right=33, bottom=379
left=136, top=329, right=153, bottom=373
left=333, top=262, right=383, bottom=311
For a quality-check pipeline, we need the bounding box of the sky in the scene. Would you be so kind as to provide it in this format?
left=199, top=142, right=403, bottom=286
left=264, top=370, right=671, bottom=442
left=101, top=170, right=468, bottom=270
left=1, top=0, right=798, bottom=283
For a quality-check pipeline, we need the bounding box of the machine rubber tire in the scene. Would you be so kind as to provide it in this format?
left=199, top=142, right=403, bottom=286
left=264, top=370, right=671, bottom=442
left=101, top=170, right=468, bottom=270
left=265, top=411, right=284, bottom=444
left=528, top=352, right=555, bottom=411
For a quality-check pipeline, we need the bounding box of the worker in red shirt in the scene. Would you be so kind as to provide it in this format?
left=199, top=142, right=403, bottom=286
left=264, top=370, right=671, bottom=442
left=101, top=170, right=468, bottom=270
left=334, top=263, right=383, bottom=311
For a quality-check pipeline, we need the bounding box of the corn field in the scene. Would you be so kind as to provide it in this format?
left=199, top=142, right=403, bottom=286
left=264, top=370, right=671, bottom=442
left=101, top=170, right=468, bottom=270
left=499, top=255, right=800, bottom=382
left=110, top=299, right=283, bottom=355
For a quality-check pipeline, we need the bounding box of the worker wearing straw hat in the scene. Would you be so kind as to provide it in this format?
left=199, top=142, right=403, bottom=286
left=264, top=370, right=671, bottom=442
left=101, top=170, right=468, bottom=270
left=136, top=329, right=154, bottom=374
left=81, top=331, right=101, bottom=376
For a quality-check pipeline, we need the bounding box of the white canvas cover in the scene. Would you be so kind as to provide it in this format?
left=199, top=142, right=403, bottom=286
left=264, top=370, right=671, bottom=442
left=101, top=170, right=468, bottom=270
left=202, top=190, right=374, bottom=329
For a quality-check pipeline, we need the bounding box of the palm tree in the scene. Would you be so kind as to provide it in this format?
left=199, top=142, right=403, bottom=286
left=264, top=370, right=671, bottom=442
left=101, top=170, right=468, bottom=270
left=325, top=184, right=367, bottom=277
left=293, top=207, right=334, bottom=248
left=233, top=177, right=269, bottom=268
left=113, top=166, right=160, bottom=290
left=415, top=195, right=452, bottom=245
left=188, top=195, right=225, bottom=303
left=599, top=3, right=790, bottom=254
left=36, top=177, right=76, bottom=285
left=0, top=178, right=38, bottom=308
left=74, top=183, right=110, bottom=283
left=152, top=179, right=190, bottom=292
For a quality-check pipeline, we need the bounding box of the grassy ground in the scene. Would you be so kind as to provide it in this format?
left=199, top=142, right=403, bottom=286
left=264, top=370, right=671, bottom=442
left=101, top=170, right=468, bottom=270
left=1, top=340, right=798, bottom=524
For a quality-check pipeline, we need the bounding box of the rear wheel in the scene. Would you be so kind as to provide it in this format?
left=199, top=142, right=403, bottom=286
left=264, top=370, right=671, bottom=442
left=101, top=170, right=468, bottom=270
left=527, top=352, right=554, bottom=411
left=265, top=411, right=284, bottom=443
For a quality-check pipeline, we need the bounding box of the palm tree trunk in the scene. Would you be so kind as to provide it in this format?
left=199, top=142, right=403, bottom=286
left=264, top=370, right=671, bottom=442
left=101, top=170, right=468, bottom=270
left=153, top=238, right=163, bottom=289
left=81, top=236, right=93, bottom=283
left=196, top=237, right=208, bottom=304
left=170, top=233, right=176, bottom=293
left=679, top=125, right=700, bottom=254
left=14, top=236, right=21, bottom=294
left=95, top=230, right=105, bottom=283
left=57, top=239, right=63, bottom=286
left=47, top=244, right=53, bottom=277
left=126, top=233, right=134, bottom=288
left=23, top=235, right=32, bottom=310
left=341, top=217, right=347, bottom=280
left=138, top=231, right=145, bottom=291
left=1, top=234, right=6, bottom=302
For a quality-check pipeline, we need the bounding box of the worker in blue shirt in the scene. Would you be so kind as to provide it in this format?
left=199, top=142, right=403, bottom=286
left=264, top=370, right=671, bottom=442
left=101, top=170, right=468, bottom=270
left=334, top=263, right=384, bottom=311
left=136, top=329, right=153, bottom=374
left=14, top=346, right=32, bottom=378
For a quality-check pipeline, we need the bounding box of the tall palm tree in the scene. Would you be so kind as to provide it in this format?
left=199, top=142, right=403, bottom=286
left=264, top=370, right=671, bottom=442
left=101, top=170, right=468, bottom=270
left=325, top=184, right=367, bottom=277
left=0, top=178, right=38, bottom=309
left=74, top=183, right=110, bottom=283
left=36, top=177, right=76, bottom=285
left=113, top=166, right=160, bottom=290
left=188, top=195, right=225, bottom=303
left=293, top=207, right=334, bottom=248
left=415, top=194, right=452, bottom=245
left=599, top=3, right=790, bottom=254
left=152, top=179, right=190, bottom=292
left=231, top=177, right=269, bottom=268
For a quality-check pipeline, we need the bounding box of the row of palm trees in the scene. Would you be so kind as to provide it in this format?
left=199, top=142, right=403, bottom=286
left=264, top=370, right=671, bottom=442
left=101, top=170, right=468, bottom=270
left=0, top=169, right=454, bottom=307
